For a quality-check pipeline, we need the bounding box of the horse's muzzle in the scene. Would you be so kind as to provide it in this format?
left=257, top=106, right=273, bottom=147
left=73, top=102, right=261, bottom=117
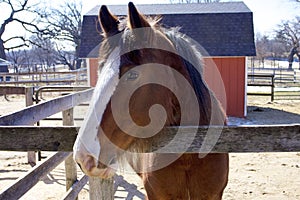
left=74, top=150, right=116, bottom=179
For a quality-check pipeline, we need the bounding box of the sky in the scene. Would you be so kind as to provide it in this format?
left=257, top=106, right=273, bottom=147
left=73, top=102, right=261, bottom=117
left=1, top=0, right=299, bottom=47
left=82, top=0, right=300, bottom=37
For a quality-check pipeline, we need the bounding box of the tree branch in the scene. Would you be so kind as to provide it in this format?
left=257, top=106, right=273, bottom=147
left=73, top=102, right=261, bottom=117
left=3, top=36, right=30, bottom=50
left=6, top=43, right=29, bottom=50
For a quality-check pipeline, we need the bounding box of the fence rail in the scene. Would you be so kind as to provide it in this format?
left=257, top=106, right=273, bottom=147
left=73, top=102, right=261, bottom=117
left=0, top=125, right=299, bottom=153
left=248, top=68, right=300, bottom=83
left=248, top=70, right=300, bottom=100
left=0, top=70, right=87, bottom=86
left=0, top=88, right=93, bottom=126
left=0, top=152, right=71, bottom=200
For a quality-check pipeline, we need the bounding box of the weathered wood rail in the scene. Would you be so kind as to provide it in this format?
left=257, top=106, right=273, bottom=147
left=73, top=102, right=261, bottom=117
left=0, top=152, right=72, bottom=200
left=0, top=87, right=300, bottom=199
left=0, top=88, right=93, bottom=126
left=0, top=125, right=299, bottom=153
left=0, top=85, right=32, bottom=95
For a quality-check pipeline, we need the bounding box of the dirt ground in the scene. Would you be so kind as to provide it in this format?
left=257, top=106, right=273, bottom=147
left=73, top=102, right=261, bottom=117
left=0, top=95, right=299, bottom=199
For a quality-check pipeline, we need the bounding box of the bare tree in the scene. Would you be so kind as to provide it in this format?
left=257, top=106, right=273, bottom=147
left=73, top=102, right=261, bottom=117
left=40, top=0, right=82, bottom=70
left=254, top=32, right=290, bottom=68
left=31, top=34, right=56, bottom=72
left=275, top=16, right=300, bottom=69
left=255, top=33, right=271, bottom=67
left=6, top=49, right=27, bottom=72
left=1, top=0, right=82, bottom=72
left=0, top=0, right=49, bottom=60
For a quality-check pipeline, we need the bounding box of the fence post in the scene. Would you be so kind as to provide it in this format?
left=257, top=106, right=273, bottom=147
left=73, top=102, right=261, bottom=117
left=89, top=176, right=114, bottom=200
left=75, top=71, right=80, bottom=85
left=271, top=75, right=275, bottom=102
left=25, top=87, right=36, bottom=166
left=63, top=108, right=78, bottom=198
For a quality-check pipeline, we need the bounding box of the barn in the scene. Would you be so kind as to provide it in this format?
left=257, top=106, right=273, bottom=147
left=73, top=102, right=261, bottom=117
left=78, top=2, right=256, bottom=117
left=0, top=58, right=11, bottom=82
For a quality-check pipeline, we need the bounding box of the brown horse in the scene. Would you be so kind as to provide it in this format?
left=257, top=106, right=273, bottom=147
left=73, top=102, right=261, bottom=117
left=74, top=2, right=229, bottom=199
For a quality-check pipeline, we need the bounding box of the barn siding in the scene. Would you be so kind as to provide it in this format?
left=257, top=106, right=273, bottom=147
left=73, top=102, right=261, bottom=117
left=204, top=57, right=246, bottom=117
left=88, top=58, right=99, bottom=87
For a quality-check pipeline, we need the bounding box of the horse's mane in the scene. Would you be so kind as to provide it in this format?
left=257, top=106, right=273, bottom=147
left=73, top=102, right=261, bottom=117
left=163, top=28, right=212, bottom=124
left=164, top=27, right=227, bottom=127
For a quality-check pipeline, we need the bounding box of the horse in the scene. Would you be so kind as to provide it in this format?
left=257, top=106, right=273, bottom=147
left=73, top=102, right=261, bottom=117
left=74, top=2, right=229, bottom=199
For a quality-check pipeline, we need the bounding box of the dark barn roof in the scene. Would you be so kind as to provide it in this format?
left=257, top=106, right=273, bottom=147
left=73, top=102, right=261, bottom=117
left=79, top=2, right=256, bottom=58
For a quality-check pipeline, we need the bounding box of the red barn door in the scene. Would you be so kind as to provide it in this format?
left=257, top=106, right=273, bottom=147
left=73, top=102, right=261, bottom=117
left=204, top=57, right=246, bottom=117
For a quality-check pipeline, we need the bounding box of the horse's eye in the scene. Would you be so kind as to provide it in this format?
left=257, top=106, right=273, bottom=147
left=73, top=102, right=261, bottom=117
left=126, top=70, right=139, bottom=81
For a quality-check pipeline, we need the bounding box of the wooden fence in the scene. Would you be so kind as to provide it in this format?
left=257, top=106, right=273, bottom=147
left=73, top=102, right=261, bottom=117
left=0, top=87, right=145, bottom=199
left=0, top=85, right=36, bottom=165
left=0, top=87, right=300, bottom=199
left=248, top=67, right=300, bottom=83
left=0, top=69, right=87, bottom=86
left=0, top=88, right=93, bottom=200
left=247, top=74, right=275, bottom=101
left=248, top=72, right=300, bottom=101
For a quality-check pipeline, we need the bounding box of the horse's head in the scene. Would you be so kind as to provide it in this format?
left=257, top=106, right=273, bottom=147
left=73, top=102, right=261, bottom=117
left=73, top=2, right=224, bottom=178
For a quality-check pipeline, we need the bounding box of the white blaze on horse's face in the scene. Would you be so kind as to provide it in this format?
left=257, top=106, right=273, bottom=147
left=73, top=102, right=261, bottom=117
left=73, top=47, right=120, bottom=177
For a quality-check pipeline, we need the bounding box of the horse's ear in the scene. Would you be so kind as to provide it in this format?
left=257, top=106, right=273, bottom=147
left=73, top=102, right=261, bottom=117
left=99, top=5, right=119, bottom=37
left=128, top=2, right=150, bottom=29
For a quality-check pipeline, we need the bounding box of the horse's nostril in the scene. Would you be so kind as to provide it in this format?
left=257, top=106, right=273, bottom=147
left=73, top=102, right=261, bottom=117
left=97, top=161, right=108, bottom=169
left=75, top=154, right=97, bottom=174
left=85, top=156, right=97, bottom=171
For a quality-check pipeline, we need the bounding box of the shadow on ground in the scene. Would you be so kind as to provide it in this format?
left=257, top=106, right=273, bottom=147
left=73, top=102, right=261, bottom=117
left=246, top=106, right=300, bottom=125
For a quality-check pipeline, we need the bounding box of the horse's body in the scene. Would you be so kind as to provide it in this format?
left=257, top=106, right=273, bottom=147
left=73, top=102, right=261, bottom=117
left=74, top=2, right=228, bottom=199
